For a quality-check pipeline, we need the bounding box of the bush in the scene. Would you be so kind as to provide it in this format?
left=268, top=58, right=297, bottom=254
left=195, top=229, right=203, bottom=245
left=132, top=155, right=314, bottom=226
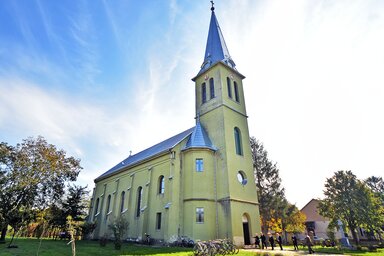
left=108, top=216, right=129, bottom=250
left=99, top=235, right=108, bottom=247
left=368, top=245, right=377, bottom=252
left=81, top=222, right=97, bottom=239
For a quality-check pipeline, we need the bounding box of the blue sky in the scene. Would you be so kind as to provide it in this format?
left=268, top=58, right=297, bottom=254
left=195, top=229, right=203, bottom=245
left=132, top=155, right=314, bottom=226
left=1, top=0, right=384, bottom=208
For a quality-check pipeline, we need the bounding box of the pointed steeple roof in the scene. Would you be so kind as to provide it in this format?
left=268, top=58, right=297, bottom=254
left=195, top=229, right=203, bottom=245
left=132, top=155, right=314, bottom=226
left=183, top=116, right=216, bottom=151
left=198, top=3, right=236, bottom=75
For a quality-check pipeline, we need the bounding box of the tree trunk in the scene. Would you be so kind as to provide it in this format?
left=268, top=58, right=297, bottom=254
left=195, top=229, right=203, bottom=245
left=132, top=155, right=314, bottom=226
left=8, top=230, right=15, bottom=247
left=350, top=227, right=359, bottom=246
left=0, top=225, right=7, bottom=242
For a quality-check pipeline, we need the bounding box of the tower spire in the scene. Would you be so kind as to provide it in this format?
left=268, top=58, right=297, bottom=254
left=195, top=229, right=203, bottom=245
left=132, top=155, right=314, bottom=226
left=197, top=2, right=236, bottom=75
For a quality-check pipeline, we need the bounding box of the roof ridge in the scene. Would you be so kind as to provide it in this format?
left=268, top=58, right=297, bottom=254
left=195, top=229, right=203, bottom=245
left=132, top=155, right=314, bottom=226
left=95, top=127, right=195, bottom=182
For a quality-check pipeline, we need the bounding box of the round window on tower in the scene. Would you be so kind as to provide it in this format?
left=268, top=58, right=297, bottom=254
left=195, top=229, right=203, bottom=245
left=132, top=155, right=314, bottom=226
left=237, top=171, right=247, bottom=185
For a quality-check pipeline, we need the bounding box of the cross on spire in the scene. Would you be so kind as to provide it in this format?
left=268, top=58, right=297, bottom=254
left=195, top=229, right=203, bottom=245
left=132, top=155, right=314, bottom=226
left=210, top=1, right=215, bottom=11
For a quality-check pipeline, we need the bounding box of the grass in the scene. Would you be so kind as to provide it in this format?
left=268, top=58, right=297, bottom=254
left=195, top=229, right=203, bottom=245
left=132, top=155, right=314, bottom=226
left=1, top=238, right=383, bottom=256
left=284, top=244, right=384, bottom=256
left=308, top=245, right=384, bottom=256
left=0, top=238, right=191, bottom=256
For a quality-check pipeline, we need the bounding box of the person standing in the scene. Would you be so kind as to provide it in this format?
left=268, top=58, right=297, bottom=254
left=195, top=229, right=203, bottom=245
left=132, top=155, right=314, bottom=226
left=254, top=234, right=260, bottom=249
left=276, top=233, right=283, bottom=250
left=305, top=233, right=315, bottom=254
left=261, top=233, right=267, bottom=249
left=268, top=233, right=275, bottom=250
left=292, top=235, right=299, bottom=250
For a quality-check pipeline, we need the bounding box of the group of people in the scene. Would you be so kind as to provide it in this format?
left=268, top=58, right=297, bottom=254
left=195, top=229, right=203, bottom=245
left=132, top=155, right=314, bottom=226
left=253, top=233, right=284, bottom=250
left=253, top=233, right=315, bottom=254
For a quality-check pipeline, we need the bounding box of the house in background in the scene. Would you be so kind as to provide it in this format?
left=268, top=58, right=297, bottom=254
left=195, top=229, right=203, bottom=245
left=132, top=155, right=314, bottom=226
left=300, top=198, right=369, bottom=242
left=300, top=199, right=330, bottom=240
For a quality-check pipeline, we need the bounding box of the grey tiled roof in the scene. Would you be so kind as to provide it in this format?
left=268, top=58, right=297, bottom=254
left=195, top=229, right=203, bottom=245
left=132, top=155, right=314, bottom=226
left=198, top=9, right=236, bottom=75
left=95, top=127, right=194, bottom=182
left=183, top=119, right=217, bottom=151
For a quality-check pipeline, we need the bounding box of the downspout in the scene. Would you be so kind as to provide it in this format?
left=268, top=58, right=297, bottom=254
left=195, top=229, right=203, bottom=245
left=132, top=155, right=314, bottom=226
left=214, top=150, right=219, bottom=239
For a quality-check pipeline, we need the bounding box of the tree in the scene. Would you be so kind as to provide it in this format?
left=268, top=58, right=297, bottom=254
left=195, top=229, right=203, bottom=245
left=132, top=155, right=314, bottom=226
left=250, top=137, right=285, bottom=233
left=318, top=170, right=383, bottom=245
left=364, top=176, right=384, bottom=241
left=365, top=176, right=384, bottom=204
left=0, top=136, right=82, bottom=241
left=62, top=185, right=89, bottom=221
left=281, top=201, right=306, bottom=241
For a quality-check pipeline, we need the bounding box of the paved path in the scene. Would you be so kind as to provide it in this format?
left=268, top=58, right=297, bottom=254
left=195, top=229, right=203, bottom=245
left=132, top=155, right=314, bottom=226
left=243, top=247, right=350, bottom=255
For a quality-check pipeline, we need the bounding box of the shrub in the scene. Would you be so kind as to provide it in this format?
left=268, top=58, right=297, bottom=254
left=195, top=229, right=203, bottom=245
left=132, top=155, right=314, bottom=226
left=368, top=245, right=377, bottom=252
left=99, top=235, right=108, bottom=247
left=81, top=221, right=97, bottom=239
left=108, top=216, right=129, bottom=250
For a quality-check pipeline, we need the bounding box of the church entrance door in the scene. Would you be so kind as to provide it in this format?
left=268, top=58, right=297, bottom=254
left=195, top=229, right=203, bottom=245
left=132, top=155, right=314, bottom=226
left=242, top=214, right=251, bottom=245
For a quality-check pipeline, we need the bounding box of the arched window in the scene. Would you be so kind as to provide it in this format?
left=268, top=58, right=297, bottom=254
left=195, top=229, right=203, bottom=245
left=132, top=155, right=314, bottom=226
left=120, top=191, right=125, bottom=213
left=158, top=175, right=165, bottom=194
left=234, top=81, right=240, bottom=102
left=227, top=77, right=232, bottom=98
left=234, top=127, right=243, bottom=155
left=202, top=83, right=207, bottom=103
left=136, top=186, right=143, bottom=217
left=106, top=194, right=111, bottom=216
left=94, top=198, right=99, bottom=219
left=209, top=78, right=215, bottom=99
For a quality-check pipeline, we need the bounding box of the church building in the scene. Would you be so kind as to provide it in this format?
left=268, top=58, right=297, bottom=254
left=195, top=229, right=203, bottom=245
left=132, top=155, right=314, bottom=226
left=89, top=3, right=261, bottom=246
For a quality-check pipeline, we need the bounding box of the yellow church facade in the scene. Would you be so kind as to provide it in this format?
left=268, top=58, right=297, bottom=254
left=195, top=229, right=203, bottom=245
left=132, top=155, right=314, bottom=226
left=89, top=4, right=261, bottom=246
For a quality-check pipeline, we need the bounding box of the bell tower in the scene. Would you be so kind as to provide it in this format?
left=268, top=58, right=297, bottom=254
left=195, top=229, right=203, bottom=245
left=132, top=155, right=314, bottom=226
left=191, top=2, right=261, bottom=245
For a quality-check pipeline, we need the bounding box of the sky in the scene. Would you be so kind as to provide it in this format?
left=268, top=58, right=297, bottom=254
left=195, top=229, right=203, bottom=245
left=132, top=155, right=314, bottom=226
left=1, top=0, right=384, bottom=209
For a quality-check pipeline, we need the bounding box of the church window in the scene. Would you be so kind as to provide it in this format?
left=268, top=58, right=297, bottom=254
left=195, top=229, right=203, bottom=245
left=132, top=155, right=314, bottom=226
left=202, top=83, right=207, bottom=103
left=209, top=78, right=215, bottom=99
left=158, top=175, right=165, bottom=194
left=237, top=171, right=248, bottom=185
left=156, top=212, right=162, bottom=230
left=234, top=127, right=243, bottom=155
left=234, top=81, right=240, bottom=102
left=136, top=186, right=143, bottom=217
left=120, top=191, right=125, bottom=213
left=196, top=158, right=204, bottom=172
left=106, top=194, right=111, bottom=217
left=94, top=198, right=99, bottom=219
left=227, top=77, right=232, bottom=98
left=196, top=207, right=204, bottom=223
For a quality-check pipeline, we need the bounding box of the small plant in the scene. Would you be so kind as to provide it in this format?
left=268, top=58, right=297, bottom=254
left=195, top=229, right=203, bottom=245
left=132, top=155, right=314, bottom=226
left=99, top=235, right=108, bottom=247
left=108, top=216, right=129, bottom=250
left=66, top=216, right=76, bottom=256
left=81, top=221, right=97, bottom=239
left=368, top=245, right=378, bottom=252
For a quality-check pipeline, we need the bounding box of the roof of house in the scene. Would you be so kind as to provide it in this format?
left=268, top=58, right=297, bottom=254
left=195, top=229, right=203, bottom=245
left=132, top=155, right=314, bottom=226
left=94, top=127, right=195, bottom=182
left=301, top=198, right=329, bottom=222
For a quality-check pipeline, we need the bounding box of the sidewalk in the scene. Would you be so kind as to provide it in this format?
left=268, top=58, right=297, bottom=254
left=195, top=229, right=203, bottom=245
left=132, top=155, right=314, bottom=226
left=243, top=247, right=350, bottom=255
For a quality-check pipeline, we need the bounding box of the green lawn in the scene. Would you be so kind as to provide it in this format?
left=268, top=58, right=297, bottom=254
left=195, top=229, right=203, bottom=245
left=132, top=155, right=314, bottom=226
left=307, top=245, right=384, bottom=256
left=1, top=238, right=383, bottom=256
left=2, top=238, right=191, bottom=256
left=284, top=244, right=384, bottom=256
